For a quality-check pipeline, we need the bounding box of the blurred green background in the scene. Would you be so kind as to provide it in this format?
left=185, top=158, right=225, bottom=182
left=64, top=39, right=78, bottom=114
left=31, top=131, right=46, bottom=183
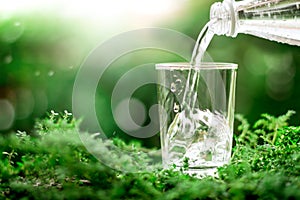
left=0, top=0, right=299, bottom=146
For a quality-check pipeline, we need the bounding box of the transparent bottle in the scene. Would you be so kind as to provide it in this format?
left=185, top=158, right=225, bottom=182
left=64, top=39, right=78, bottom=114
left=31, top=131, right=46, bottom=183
left=209, top=0, right=300, bottom=46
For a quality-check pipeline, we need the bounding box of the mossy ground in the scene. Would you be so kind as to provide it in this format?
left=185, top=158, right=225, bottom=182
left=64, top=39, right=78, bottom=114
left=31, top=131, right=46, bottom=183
left=0, top=111, right=299, bottom=200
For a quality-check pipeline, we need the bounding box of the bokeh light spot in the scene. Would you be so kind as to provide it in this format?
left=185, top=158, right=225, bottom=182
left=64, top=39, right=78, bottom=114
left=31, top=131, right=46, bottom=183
left=48, top=70, right=55, bottom=76
left=0, top=99, right=15, bottom=131
left=114, top=98, right=146, bottom=132
left=0, top=19, right=24, bottom=43
left=14, top=88, right=35, bottom=120
left=3, top=54, right=13, bottom=64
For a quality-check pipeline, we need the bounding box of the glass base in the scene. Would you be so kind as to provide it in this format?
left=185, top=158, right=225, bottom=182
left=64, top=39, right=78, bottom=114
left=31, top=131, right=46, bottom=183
left=187, top=168, right=219, bottom=178
left=174, top=167, right=219, bottom=179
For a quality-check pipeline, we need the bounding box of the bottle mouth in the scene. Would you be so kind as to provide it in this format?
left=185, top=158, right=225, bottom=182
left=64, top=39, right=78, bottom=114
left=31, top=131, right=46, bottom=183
left=210, top=0, right=236, bottom=37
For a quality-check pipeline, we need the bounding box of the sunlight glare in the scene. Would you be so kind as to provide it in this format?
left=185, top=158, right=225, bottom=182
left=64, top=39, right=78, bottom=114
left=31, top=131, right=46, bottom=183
left=0, top=0, right=181, bottom=19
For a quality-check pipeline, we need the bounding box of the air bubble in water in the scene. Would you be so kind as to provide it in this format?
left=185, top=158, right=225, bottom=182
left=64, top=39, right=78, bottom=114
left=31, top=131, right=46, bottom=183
left=170, top=82, right=176, bottom=92
left=175, top=78, right=183, bottom=94
left=173, top=102, right=180, bottom=113
left=175, top=79, right=182, bottom=84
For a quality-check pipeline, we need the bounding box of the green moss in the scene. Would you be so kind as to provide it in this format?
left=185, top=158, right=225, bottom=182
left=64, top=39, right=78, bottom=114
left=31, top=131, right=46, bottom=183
left=0, top=111, right=299, bottom=199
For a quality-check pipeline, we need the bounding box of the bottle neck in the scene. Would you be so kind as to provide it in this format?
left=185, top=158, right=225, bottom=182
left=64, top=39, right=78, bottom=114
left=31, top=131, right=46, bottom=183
left=210, top=0, right=237, bottom=37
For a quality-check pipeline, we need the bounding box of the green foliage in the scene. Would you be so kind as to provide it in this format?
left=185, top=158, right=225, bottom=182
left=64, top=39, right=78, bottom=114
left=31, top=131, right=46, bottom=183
left=230, top=110, right=299, bottom=176
left=0, top=111, right=300, bottom=199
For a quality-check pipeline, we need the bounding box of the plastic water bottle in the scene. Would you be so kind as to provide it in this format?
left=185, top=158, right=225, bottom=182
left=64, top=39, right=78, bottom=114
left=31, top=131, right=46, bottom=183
left=209, top=0, right=300, bottom=46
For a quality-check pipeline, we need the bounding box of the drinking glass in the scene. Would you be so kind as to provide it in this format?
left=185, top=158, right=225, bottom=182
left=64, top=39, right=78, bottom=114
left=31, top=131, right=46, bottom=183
left=156, top=62, right=238, bottom=176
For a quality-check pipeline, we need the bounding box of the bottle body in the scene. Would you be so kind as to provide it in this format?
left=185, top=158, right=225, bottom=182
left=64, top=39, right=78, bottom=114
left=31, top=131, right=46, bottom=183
left=210, top=0, right=300, bottom=46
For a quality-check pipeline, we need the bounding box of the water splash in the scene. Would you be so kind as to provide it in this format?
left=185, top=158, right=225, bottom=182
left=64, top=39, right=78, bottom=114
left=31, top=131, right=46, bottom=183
left=163, top=20, right=219, bottom=170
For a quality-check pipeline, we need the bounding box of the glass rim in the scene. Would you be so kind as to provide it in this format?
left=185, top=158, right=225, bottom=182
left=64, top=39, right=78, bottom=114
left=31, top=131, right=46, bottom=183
left=155, top=62, right=238, bottom=70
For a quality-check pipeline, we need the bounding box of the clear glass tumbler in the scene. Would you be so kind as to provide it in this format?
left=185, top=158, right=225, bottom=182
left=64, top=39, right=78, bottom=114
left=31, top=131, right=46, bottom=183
left=156, top=62, right=238, bottom=176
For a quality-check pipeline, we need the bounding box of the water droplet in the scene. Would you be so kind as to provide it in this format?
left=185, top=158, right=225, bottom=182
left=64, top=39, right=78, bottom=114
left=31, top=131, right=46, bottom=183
left=173, top=102, right=180, bottom=113
left=48, top=71, right=55, bottom=76
left=170, top=82, right=176, bottom=92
